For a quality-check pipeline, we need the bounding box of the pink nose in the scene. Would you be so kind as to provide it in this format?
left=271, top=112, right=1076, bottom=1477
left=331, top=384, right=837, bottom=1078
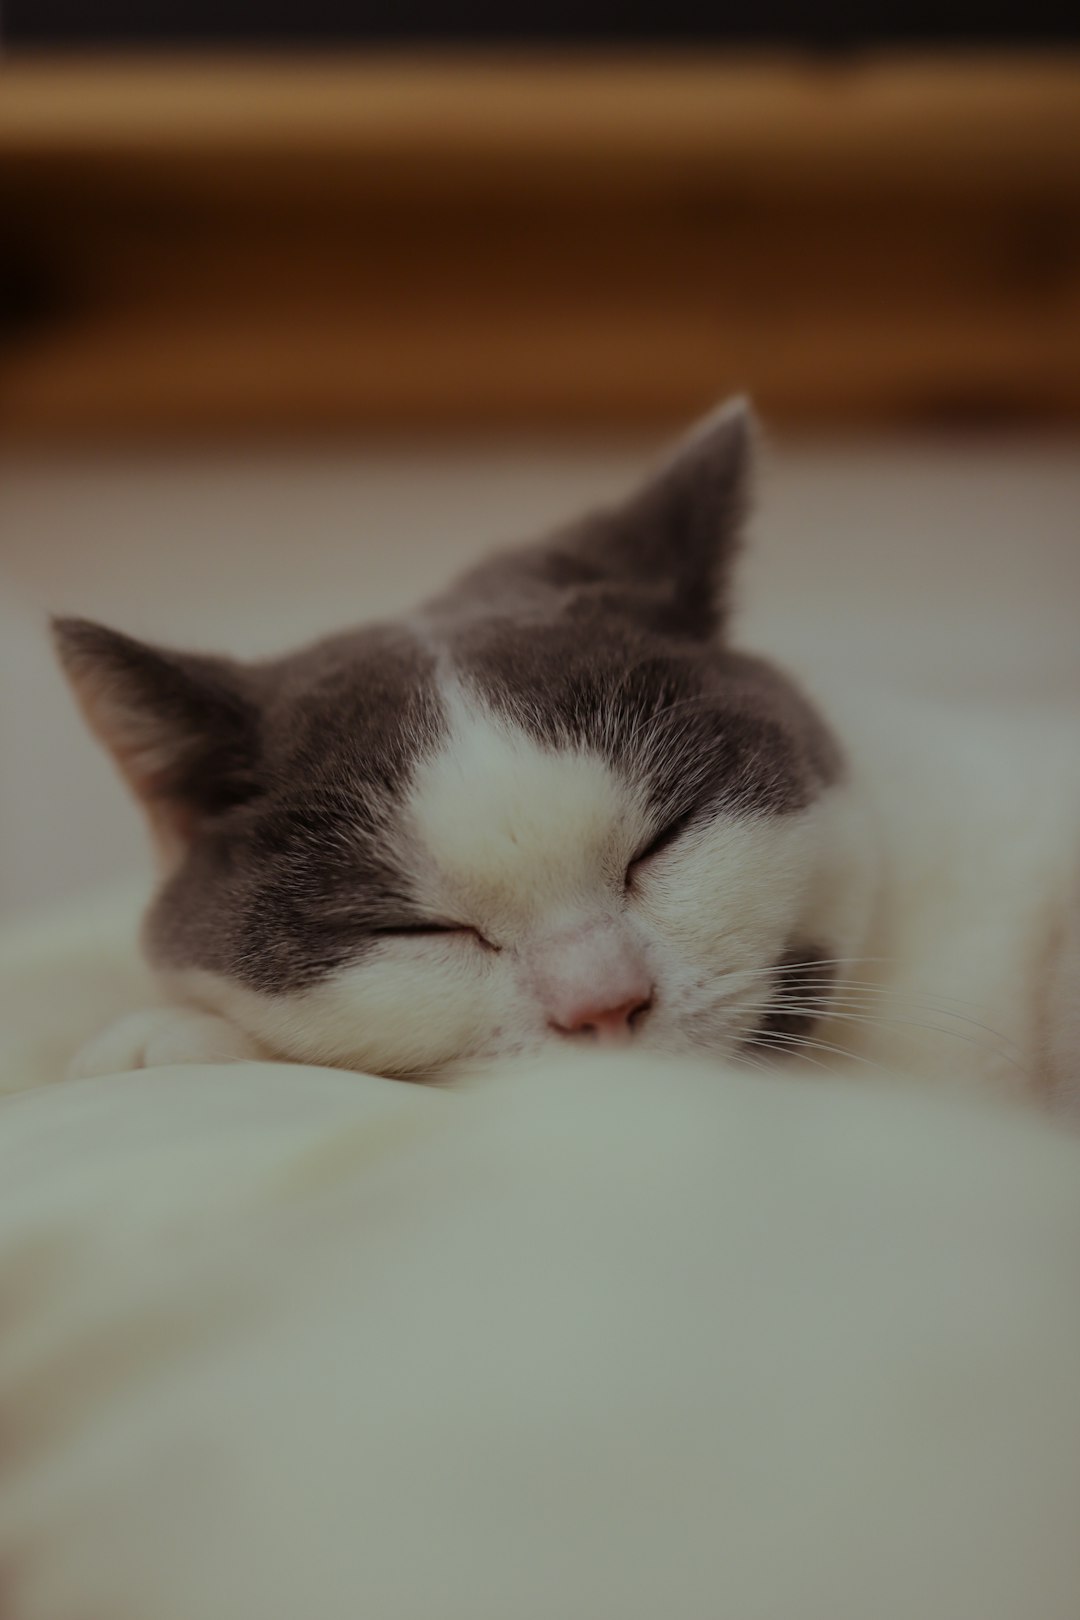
left=531, top=922, right=653, bottom=1043
left=551, top=993, right=652, bottom=1042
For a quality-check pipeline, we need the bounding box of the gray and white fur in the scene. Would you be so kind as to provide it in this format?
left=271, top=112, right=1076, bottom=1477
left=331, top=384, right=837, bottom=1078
left=54, top=400, right=1080, bottom=1102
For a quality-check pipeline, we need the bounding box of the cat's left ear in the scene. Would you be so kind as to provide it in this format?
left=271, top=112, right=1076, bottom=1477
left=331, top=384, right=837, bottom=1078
left=579, top=395, right=757, bottom=638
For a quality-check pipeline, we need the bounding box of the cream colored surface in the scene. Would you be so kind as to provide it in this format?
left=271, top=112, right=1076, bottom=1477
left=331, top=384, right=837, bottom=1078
left=2, top=1048, right=1080, bottom=1620
left=0, top=880, right=152, bottom=1095
left=2, top=433, right=1079, bottom=917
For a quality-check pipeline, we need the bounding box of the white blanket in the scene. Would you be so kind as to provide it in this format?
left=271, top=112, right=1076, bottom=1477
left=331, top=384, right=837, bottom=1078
left=1, top=893, right=1080, bottom=1618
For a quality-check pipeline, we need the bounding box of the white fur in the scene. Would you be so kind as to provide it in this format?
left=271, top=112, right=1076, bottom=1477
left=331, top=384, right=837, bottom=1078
left=819, top=686, right=1080, bottom=1101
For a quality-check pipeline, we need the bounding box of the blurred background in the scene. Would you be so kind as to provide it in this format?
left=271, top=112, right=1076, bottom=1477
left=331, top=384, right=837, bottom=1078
left=1, top=16, right=1078, bottom=917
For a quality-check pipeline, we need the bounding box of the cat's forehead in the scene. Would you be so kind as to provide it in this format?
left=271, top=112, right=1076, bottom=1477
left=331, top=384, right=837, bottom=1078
left=407, top=688, right=641, bottom=924
left=265, top=624, right=444, bottom=791
left=442, top=613, right=843, bottom=819
left=267, top=608, right=842, bottom=829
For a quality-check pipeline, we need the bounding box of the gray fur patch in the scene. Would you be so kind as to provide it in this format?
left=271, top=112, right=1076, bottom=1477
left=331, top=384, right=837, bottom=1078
left=144, top=625, right=445, bottom=991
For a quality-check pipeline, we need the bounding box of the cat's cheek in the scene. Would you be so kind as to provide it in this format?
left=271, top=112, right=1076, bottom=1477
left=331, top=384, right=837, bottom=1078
left=164, top=953, right=532, bottom=1080
left=631, top=873, right=791, bottom=1011
left=633, top=811, right=827, bottom=959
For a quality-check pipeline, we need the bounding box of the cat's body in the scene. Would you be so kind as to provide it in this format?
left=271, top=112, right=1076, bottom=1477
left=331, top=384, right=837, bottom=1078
left=55, top=401, right=1080, bottom=1104
left=790, top=683, right=1080, bottom=1101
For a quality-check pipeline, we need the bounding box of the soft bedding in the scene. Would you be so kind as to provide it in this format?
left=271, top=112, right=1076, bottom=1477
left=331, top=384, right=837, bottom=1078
left=1, top=891, right=1080, bottom=1618
left=0, top=883, right=155, bottom=1098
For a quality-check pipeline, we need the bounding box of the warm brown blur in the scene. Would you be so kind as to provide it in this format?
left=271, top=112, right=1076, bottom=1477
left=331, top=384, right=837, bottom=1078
left=2, top=52, right=1080, bottom=441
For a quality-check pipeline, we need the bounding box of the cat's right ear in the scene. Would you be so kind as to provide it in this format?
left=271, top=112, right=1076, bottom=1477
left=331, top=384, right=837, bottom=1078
left=565, top=395, right=757, bottom=640
left=52, top=618, right=260, bottom=862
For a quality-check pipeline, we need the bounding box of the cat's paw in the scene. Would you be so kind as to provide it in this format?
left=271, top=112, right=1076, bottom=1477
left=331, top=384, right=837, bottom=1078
left=67, top=1007, right=263, bottom=1080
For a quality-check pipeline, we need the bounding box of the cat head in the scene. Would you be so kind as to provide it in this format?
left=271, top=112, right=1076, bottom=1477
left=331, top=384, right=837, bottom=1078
left=55, top=399, right=873, bottom=1079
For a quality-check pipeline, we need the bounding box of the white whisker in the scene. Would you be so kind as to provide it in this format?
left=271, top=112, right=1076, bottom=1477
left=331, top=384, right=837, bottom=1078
left=754, top=1000, right=1030, bottom=1080
left=766, top=986, right=1025, bottom=1045
left=729, top=1027, right=852, bottom=1074
left=733, top=1024, right=892, bottom=1076
left=752, top=991, right=1027, bottom=1070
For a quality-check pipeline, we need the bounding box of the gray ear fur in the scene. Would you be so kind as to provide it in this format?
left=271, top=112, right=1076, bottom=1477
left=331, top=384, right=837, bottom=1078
left=562, top=395, right=757, bottom=639
left=52, top=617, right=259, bottom=854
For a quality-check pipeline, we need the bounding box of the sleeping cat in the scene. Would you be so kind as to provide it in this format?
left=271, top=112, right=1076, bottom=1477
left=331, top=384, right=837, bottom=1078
left=54, top=400, right=1080, bottom=1104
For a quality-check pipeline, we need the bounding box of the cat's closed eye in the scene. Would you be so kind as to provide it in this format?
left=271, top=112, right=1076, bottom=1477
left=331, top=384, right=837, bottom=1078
left=374, top=921, right=498, bottom=951
left=626, top=811, right=697, bottom=887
